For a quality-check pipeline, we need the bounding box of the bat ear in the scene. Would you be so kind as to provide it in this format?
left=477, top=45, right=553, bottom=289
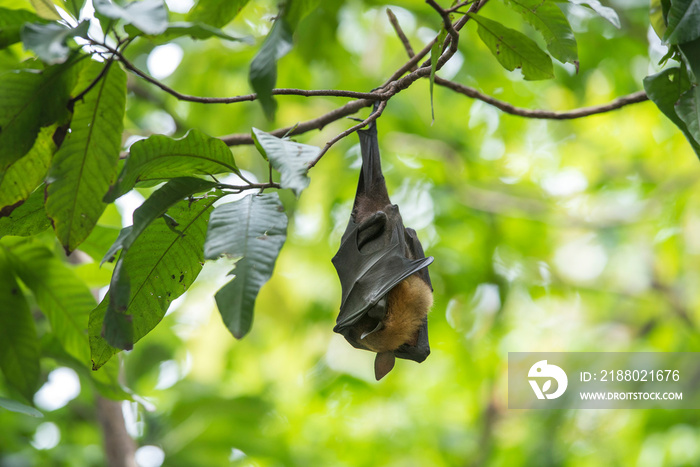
left=374, top=351, right=395, bottom=380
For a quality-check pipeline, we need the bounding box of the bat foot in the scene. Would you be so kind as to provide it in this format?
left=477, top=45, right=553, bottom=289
left=374, top=351, right=395, bottom=380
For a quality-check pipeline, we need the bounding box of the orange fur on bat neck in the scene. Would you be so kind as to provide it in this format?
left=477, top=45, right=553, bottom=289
left=361, top=274, right=433, bottom=353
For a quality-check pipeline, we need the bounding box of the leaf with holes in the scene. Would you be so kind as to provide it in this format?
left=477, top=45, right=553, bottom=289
left=251, top=128, right=319, bottom=197
left=45, top=60, right=126, bottom=254
left=204, top=193, right=287, bottom=339
left=0, top=252, right=39, bottom=402
left=107, top=129, right=237, bottom=202
left=0, top=61, right=77, bottom=170
left=89, top=197, right=217, bottom=370
left=469, top=14, right=554, bottom=80
left=505, top=0, right=578, bottom=65
left=102, top=177, right=217, bottom=349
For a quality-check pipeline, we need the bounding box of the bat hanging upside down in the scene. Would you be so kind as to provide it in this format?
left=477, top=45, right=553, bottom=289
left=332, top=116, right=434, bottom=380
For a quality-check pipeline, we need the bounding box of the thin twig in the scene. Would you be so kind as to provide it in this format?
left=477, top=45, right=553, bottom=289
left=219, top=182, right=281, bottom=192
left=70, top=59, right=114, bottom=104
left=308, top=100, right=388, bottom=168
left=388, top=9, right=649, bottom=119
left=91, top=40, right=386, bottom=104
left=437, top=78, right=649, bottom=118
left=386, top=9, right=415, bottom=64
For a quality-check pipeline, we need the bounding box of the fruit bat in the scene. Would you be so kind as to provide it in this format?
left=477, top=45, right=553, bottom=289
left=332, top=117, right=434, bottom=380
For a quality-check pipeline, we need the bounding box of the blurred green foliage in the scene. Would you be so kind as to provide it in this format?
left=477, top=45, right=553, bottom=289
left=2, top=0, right=700, bottom=466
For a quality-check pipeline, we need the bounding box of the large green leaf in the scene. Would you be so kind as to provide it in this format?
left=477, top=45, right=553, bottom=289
left=663, top=0, right=700, bottom=44
left=251, top=128, right=319, bottom=197
left=204, top=193, right=288, bottom=339
left=0, top=187, right=50, bottom=238
left=124, top=21, right=249, bottom=44
left=0, top=397, right=43, bottom=417
left=102, top=177, right=217, bottom=350
left=0, top=125, right=54, bottom=214
left=567, top=0, right=621, bottom=28
left=187, top=0, right=249, bottom=28
left=0, top=8, right=42, bottom=49
left=249, top=16, right=293, bottom=120
left=45, top=60, right=126, bottom=254
left=679, top=37, right=700, bottom=83
left=93, top=0, right=168, bottom=35
left=29, top=0, right=61, bottom=20
left=21, top=21, right=89, bottom=64
left=0, top=251, right=39, bottom=402
left=106, top=129, right=237, bottom=202
left=643, top=67, right=700, bottom=157
left=650, top=0, right=671, bottom=38
left=89, top=197, right=216, bottom=370
left=675, top=85, right=700, bottom=145
left=59, top=0, right=87, bottom=18
left=468, top=14, right=554, bottom=80
left=0, top=61, right=77, bottom=170
left=5, top=240, right=93, bottom=365
left=505, top=0, right=578, bottom=65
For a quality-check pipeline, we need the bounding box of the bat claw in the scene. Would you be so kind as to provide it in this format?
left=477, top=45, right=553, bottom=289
left=360, top=320, right=384, bottom=340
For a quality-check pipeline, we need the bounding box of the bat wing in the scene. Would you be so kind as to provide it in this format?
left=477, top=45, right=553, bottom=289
left=332, top=204, right=433, bottom=352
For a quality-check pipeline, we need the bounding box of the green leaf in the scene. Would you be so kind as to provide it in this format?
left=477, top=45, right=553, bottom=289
left=663, top=0, right=700, bottom=44
left=285, top=0, right=321, bottom=28
left=0, top=396, right=43, bottom=417
left=0, top=61, right=77, bottom=170
left=93, top=0, right=168, bottom=35
left=0, top=187, right=51, bottom=238
left=643, top=67, right=700, bottom=157
left=675, top=85, right=700, bottom=144
left=0, top=125, right=55, bottom=214
left=0, top=251, right=39, bottom=401
left=4, top=240, right=93, bottom=365
left=45, top=60, right=126, bottom=254
left=566, top=0, right=621, bottom=28
left=89, top=197, right=216, bottom=370
left=679, top=37, right=700, bottom=84
left=106, top=129, right=237, bottom=202
left=650, top=0, right=671, bottom=38
left=0, top=8, right=43, bottom=49
left=29, top=0, right=61, bottom=20
left=251, top=128, right=319, bottom=197
left=77, top=224, right=120, bottom=262
left=21, top=21, right=89, bottom=64
left=204, top=192, right=288, bottom=339
left=468, top=13, right=554, bottom=80
left=59, top=0, right=87, bottom=18
left=187, top=0, right=249, bottom=28
left=249, top=16, right=293, bottom=120
left=430, top=28, right=447, bottom=123
left=124, top=21, right=250, bottom=43
left=102, top=177, right=217, bottom=350
left=505, top=0, right=578, bottom=65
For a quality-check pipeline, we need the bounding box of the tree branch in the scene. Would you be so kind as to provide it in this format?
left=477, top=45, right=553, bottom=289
left=436, top=78, right=649, bottom=118
left=96, top=396, right=137, bottom=467
left=387, top=7, right=649, bottom=120
left=308, top=100, right=387, bottom=168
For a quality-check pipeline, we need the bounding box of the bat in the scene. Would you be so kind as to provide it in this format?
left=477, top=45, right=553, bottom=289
left=332, top=116, right=434, bottom=380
